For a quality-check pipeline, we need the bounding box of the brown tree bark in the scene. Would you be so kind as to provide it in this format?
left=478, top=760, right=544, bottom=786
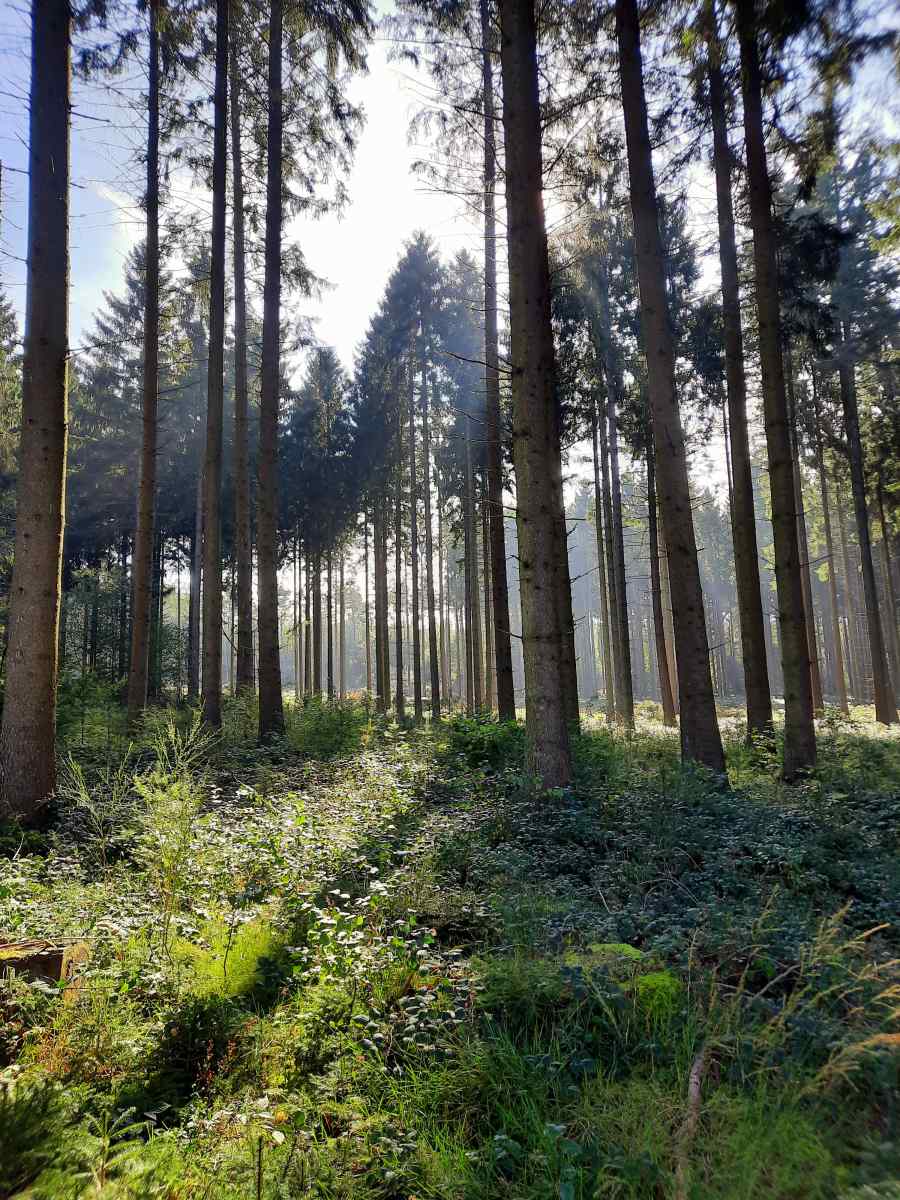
left=0, top=0, right=71, bottom=818
left=394, top=438, right=406, bottom=722
left=839, top=358, right=897, bottom=723
left=812, top=378, right=849, bottom=713
left=465, top=420, right=483, bottom=710
left=480, top=0, right=515, bottom=722
left=339, top=553, right=345, bottom=701
left=498, top=0, right=571, bottom=784
left=256, top=0, right=285, bottom=737
left=364, top=514, right=373, bottom=697
left=408, top=359, right=422, bottom=720
left=785, top=350, right=824, bottom=714
left=736, top=0, right=816, bottom=776
left=187, top=472, right=202, bottom=702
left=201, top=0, right=228, bottom=728
left=706, top=11, right=773, bottom=737
left=617, top=0, right=724, bottom=770
left=229, top=30, right=254, bottom=694
left=590, top=399, right=615, bottom=717
left=646, top=449, right=677, bottom=726
left=876, top=473, right=900, bottom=687
left=326, top=550, right=334, bottom=700
left=126, top=0, right=161, bottom=728
left=421, top=365, right=441, bottom=719
left=482, top=480, right=495, bottom=711
left=438, top=502, right=450, bottom=709
left=835, top=482, right=864, bottom=700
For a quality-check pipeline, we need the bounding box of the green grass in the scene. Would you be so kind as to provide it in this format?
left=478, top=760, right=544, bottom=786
left=0, top=701, right=898, bottom=1196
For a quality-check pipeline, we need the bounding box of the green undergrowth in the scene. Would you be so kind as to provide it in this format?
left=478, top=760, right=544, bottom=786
left=0, top=702, right=898, bottom=1196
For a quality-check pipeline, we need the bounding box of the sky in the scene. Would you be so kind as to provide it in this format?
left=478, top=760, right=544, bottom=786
left=0, top=1, right=481, bottom=371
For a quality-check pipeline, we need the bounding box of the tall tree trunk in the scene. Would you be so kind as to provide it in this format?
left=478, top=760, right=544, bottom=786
left=839, top=357, right=897, bottom=722
left=374, top=506, right=385, bottom=711
left=293, top=535, right=300, bottom=701
left=606, top=376, right=634, bottom=729
left=465, top=420, right=483, bottom=711
left=617, top=0, right=724, bottom=770
left=597, top=391, right=620, bottom=721
left=482, top=480, right=495, bottom=711
left=408, top=359, right=422, bottom=721
left=813, top=384, right=849, bottom=713
left=256, top=0, right=285, bottom=738
left=126, top=0, right=161, bottom=728
left=590, top=399, right=615, bottom=718
left=785, top=349, right=824, bottom=714
left=118, top=535, right=130, bottom=680
left=188, top=473, right=202, bottom=701
left=646, top=449, right=677, bottom=726
left=836, top=482, right=863, bottom=700
left=229, top=31, right=254, bottom=694
left=421, top=366, right=441, bottom=719
left=480, top=0, right=516, bottom=722
left=706, top=10, right=773, bottom=738
left=659, top=518, right=679, bottom=712
left=326, top=550, right=334, bottom=700
left=877, top=473, right=900, bottom=687
left=736, top=0, right=816, bottom=776
left=438, top=503, right=449, bottom=709
left=339, top=553, right=345, bottom=701
left=313, top=552, right=322, bottom=695
left=201, top=0, right=228, bottom=728
left=365, top=514, right=373, bottom=697
left=394, top=459, right=405, bottom=723
left=2, top=0, right=72, bottom=801
left=498, top=0, right=571, bottom=784
left=304, top=548, right=312, bottom=694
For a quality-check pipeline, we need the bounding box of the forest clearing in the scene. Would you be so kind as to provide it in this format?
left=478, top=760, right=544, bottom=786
left=1, top=698, right=899, bottom=1197
left=1, top=0, right=900, bottom=1193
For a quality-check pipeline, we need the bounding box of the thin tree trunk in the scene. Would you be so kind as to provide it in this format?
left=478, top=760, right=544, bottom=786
left=229, top=30, right=254, bottom=694
left=421, top=364, right=440, bottom=719
left=812, top=379, right=849, bottom=713
left=480, top=0, right=515, bottom=722
left=394, top=455, right=405, bottom=723
left=188, top=474, right=202, bottom=701
left=590, top=400, right=615, bottom=717
left=408, top=358, right=422, bottom=720
left=256, top=0, right=285, bottom=738
left=482, top=480, right=495, bottom=711
left=839, top=357, right=897, bottom=722
left=438, top=503, right=449, bottom=709
left=597, top=392, right=620, bottom=721
left=304, top=548, right=312, bottom=695
left=326, top=550, right=334, bottom=700
left=836, top=481, right=863, bottom=700
left=736, top=0, right=816, bottom=776
left=606, top=376, right=634, bottom=729
left=465, top=420, right=483, bottom=711
left=339, top=553, right=345, bottom=702
left=364, top=514, right=372, bottom=697
left=785, top=348, right=824, bottom=714
left=296, top=535, right=303, bottom=700
left=877, top=473, right=900, bottom=687
left=617, top=0, right=724, bottom=770
left=126, top=0, right=161, bottom=728
left=118, top=535, right=129, bottom=680
left=313, top=552, right=322, bottom=695
left=647, top=449, right=677, bottom=726
left=706, top=7, right=773, bottom=737
left=201, top=0, right=228, bottom=728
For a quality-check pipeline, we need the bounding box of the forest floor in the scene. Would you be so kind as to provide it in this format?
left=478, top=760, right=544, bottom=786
left=1, top=697, right=899, bottom=1199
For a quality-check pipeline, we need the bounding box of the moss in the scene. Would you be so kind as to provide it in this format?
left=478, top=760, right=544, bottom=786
left=631, top=969, right=683, bottom=1019
left=174, top=918, right=280, bottom=998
